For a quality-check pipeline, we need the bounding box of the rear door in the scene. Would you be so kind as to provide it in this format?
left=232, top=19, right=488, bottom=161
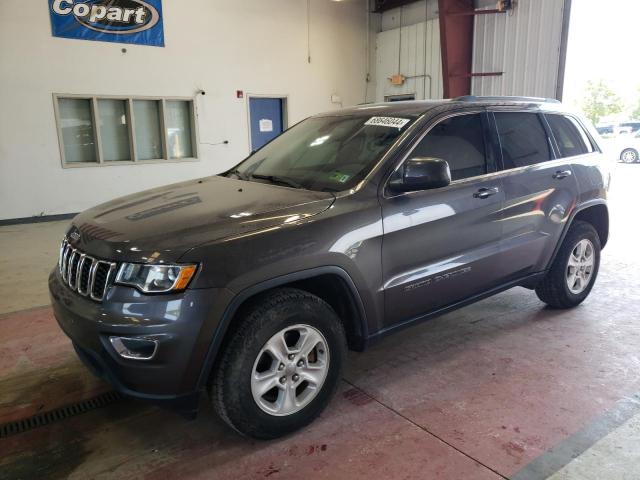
left=491, top=111, right=580, bottom=280
left=381, top=111, right=505, bottom=327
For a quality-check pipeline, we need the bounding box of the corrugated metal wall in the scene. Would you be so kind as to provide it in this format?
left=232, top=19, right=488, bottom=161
left=375, top=18, right=444, bottom=101
left=471, top=0, right=566, bottom=98
left=379, top=0, right=439, bottom=30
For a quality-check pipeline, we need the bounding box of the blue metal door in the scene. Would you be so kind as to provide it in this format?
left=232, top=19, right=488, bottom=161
left=249, top=97, right=284, bottom=151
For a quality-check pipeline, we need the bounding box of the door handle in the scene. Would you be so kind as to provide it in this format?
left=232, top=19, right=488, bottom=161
left=473, top=187, right=499, bottom=199
left=553, top=170, right=572, bottom=179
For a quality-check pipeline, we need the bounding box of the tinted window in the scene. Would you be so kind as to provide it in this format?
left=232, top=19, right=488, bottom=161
left=495, top=112, right=551, bottom=168
left=546, top=114, right=592, bottom=157
left=230, top=115, right=414, bottom=191
left=411, top=114, right=487, bottom=181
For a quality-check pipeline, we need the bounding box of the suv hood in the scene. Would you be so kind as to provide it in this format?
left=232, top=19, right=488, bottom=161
left=69, top=176, right=335, bottom=263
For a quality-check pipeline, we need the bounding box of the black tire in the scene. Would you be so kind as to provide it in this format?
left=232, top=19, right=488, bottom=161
left=621, top=148, right=639, bottom=163
left=535, top=221, right=601, bottom=309
left=210, top=287, right=347, bottom=439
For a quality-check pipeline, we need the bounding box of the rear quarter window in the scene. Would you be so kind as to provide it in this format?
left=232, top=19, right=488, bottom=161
left=546, top=114, right=594, bottom=157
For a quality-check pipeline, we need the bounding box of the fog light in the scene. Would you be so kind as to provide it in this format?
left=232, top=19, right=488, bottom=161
left=109, top=336, right=158, bottom=361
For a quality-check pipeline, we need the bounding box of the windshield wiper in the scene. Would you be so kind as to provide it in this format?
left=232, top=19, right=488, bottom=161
left=250, top=174, right=304, bottom=190
left=226, top=169, right=248, bottom=180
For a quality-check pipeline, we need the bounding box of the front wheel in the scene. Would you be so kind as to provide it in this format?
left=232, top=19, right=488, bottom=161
left=621, top=148, right=639, bottom=163
left=535, top=221, right=601, bottom=309
left=210, top=288, right=347, bottom=439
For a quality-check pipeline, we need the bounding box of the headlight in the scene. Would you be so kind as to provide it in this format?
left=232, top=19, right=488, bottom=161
left=115, top=263, right=197, bottom=293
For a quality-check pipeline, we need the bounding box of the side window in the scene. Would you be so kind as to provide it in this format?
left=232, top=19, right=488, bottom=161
left=411, top=114, right=487, bottom=181
left=494, top=112, right=552, bottom=169
left=546, top=114, right=593, bottom=157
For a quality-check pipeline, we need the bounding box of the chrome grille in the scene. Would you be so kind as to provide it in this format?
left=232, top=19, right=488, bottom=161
left=58, top=239, right=116, bottom=302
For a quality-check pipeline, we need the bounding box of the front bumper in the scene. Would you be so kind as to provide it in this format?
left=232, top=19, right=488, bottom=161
left=49, top=268, right=230, bottom=413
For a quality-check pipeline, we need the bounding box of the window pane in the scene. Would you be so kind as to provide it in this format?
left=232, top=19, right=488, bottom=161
left=546, top=114, right=592, bottom=157
left=165, top=101, right=194, bottom=159
left=495, top=113, right=551, bottom=168
left=98, top=99, right=131, bottom=161
left=411, top=114, right=487, bottom=181
left=571, top=118, right=594, bottom=152
left=58, top=98, right=97, bottom=163
left=232, top=115, right=414, bottom=191
left=133, top=100, right=163, bottom=160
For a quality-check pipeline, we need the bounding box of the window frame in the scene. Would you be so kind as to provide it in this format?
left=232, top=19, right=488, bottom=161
left=383, top=109, right=498, bottom=198
left=53, top=93, right=199, bottom=168
left=489, top=109, right=559, bottom=172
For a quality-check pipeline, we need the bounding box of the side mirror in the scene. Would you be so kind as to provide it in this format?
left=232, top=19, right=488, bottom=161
left=389, top=157, right=451, bottom=193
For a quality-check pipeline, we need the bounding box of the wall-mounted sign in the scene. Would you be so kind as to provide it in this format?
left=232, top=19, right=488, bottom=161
left=259, top=119, right=274, bottom=133
left=49, top=0, right=165, bottom=47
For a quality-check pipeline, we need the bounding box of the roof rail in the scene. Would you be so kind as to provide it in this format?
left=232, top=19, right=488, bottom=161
left=453, top=95, right=561, bottom=104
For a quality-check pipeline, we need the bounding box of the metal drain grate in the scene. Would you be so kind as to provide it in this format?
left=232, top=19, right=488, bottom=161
left=0, top=390, right=123, bottom=438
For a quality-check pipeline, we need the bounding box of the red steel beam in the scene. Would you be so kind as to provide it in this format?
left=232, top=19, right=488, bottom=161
left=438, top=0, right=475, bottom=98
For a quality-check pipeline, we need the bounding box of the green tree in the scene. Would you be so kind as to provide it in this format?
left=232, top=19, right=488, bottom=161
left=581, top=80, right=623, bottom=125
left=632, top=86, right=640, bottom=120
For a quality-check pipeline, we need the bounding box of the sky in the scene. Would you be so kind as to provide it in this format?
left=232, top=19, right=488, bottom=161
left=563, top=0, right=640, bottom=120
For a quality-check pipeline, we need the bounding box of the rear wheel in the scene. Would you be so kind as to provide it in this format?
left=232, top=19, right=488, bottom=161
left=621, top=148, right=639, bottom=163
left=535, top=221, right=601, bottom=308
left=210, top=288, right=346, bottom=439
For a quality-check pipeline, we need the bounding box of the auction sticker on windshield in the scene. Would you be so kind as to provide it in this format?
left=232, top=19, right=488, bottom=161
left=364, top=117, right=410, bottom=129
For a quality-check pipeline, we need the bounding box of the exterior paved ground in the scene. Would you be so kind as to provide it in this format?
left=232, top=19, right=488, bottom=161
left=1, top=162, right=638, bottom=479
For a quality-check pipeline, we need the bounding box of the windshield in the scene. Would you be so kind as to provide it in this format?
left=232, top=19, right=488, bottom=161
left=226, top=114, right=415, bottom=191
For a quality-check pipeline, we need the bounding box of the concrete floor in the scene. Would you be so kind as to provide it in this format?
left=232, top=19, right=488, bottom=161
left=0, top=220, right=68, bottom=315
left=1, top=163, right=639, bottom=479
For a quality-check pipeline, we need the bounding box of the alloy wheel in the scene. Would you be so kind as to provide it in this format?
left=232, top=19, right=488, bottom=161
left=251, top=324, right=329, bottom=416
left=566, top=239, right=595, bottom=294
left=621, top=149, right=638, bottom=163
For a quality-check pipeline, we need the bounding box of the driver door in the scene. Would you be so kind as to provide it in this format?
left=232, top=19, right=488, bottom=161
left=381, top=111, right=505, bottom=327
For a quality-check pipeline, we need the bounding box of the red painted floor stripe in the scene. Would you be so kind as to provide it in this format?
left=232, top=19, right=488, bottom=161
left=0, top=384, right=503, bottom=480
left=0, top=306, right=108, bottom=424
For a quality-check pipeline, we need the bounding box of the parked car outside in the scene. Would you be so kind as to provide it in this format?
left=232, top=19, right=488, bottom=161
left=620, top=129, right=640, bottom=163
left=620, top=121, right=640, bottom=134
left=601, top=129, right=640, bottom=163
left=596, top=125, right=615, bottom=137
left=50, top=97, right=610, bottom=439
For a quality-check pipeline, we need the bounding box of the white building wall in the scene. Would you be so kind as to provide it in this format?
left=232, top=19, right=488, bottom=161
left=0, top=0, right=368, bottom=220
left=471, top=0, right=566, bottom=99
left=375, top=18, right=443, bottom=101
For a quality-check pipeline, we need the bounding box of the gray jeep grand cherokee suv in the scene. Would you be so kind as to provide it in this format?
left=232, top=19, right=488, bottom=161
left=50, top=96, right=610, bottom=439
